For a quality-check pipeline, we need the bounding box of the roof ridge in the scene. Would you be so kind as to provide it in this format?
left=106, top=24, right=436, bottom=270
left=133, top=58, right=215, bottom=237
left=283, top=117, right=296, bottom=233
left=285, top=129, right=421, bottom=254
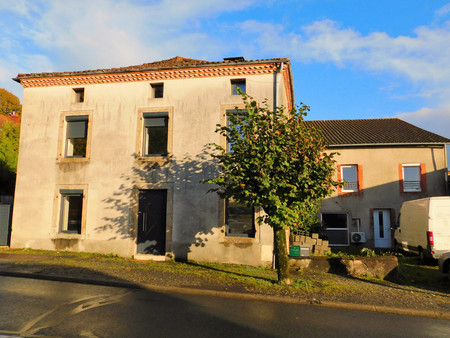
left=305, top=117, right=399, bottom=122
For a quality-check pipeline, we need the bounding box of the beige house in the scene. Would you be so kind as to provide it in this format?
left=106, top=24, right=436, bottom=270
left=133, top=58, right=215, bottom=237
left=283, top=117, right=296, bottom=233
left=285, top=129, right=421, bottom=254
left=11, top=56, right=294, bottom=265
left=306, top=119, right=450, bottom=249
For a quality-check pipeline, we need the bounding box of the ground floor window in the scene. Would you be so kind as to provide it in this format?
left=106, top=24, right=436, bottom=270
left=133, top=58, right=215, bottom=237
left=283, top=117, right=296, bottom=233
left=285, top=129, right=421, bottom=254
left=225, top=198, right=255, bottom=238
left=60, top=190, right=83, bottom=234
left=321, top=213, right=349, bottom=246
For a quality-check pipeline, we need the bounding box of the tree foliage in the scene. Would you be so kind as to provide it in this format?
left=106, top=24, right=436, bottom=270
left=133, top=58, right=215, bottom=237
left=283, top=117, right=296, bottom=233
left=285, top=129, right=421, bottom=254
left=0, top=88, right=22, bottom=116
left=0, top=121, right=20, bottom=194
left=207, top=93, right=340, bottom=283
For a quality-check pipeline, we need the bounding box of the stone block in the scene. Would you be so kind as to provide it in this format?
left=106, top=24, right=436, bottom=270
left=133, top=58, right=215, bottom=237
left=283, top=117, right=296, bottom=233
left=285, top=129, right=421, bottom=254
left=304, top=237, right=315, bottom=244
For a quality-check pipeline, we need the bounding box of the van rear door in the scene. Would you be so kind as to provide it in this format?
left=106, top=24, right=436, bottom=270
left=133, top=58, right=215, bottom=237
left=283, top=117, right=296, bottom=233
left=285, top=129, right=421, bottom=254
left=429, top=199, right=450, bottom=255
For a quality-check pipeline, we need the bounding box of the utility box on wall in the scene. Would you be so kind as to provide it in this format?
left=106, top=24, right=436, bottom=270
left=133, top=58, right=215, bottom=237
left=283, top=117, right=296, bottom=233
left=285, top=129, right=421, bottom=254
left=0, top=204, right=11, bottom=246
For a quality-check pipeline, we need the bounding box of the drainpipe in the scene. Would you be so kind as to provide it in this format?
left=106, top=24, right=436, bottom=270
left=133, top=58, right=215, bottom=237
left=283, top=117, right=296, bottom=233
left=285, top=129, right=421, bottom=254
left=272, top=62, right=284, bottom=270
left=446, top=144, right=449, bottom=195
left=273, top=62, right=284, bottom=111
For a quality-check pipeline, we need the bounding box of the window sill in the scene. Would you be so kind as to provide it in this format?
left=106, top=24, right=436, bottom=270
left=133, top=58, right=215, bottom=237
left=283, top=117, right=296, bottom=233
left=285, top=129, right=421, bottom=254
left=57, top=157, right=90, bottom=164
left=400, top=191, right=425, bottom=196
left=136, top=155, right=171, bottom=164
left=51, top=232, right=83, bottom=240
left=221, top=236, right=255, bottom=244
left=338, top=191, right=363, bottom=197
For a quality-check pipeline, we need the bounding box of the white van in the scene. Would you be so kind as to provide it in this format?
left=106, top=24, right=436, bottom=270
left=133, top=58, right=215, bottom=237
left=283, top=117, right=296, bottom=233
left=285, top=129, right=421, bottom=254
left=394, top=197, right=450, bottom=260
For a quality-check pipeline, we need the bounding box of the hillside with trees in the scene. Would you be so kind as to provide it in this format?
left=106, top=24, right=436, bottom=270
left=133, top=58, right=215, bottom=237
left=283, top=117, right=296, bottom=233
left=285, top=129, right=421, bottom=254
left=0, top=89, right=21, bottom=195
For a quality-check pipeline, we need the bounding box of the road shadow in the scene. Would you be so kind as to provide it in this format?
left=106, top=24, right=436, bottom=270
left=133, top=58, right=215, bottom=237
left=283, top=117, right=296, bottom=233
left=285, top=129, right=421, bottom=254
left=0, top=263, right=273, bottom=338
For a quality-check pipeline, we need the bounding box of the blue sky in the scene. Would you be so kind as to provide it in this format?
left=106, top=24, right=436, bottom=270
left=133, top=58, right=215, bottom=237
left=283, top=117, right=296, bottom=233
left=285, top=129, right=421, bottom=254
left=1, top=0, right=450, bottom=148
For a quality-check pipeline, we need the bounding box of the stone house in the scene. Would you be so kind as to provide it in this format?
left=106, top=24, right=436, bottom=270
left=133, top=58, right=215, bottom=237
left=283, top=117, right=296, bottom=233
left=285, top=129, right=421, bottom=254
left=11, top=56, right=294, bottom=266
left=306, top=119, right=450, bottom=249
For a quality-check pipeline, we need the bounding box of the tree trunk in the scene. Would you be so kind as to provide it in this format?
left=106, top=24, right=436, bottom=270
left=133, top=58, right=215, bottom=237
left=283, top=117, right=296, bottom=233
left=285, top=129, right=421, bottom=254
left=274, top=227, right=291, bottom=284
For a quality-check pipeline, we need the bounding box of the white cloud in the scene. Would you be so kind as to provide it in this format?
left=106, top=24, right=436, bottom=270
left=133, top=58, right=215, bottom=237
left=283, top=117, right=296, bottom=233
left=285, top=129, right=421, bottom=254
left=397, top=105, right=450, bottom=139
left=435, top=3, right=450, bottom=17
left=1, top=0, right=257, bottom=74
left=0, top=0, right=39, bottom=17
left=241, top=19, right=450, bottom=85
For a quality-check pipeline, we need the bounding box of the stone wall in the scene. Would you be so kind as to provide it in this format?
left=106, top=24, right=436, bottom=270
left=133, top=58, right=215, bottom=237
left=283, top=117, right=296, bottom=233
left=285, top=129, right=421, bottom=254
left=289, top=232, right=331, bottom=256
left=289, top=256, right=399, bottom=279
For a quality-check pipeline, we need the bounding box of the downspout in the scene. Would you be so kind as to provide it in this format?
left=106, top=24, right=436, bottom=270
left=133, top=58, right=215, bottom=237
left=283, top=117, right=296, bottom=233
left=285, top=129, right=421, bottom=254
left=273, top=62, right=284, bottom=111
left=446, top=144, right=449, bottom=195
left=272, top=61, right=284, bottom=270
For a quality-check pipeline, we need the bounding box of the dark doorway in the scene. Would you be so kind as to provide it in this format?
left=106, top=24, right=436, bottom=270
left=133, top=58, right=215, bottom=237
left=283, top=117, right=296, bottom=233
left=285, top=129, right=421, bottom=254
left=137, top=189, right=167, bottom=255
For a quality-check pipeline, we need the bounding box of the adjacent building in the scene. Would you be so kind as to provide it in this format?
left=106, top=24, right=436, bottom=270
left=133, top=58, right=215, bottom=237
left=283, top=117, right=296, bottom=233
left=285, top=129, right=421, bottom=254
left=11, top=56, right=294, bottom=265
left=306, top=119, right=449, bottom=248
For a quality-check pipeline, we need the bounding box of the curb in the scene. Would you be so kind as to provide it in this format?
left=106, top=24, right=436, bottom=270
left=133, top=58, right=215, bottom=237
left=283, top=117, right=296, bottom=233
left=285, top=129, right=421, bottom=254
left=1, top=269, right=448, bottom=321
left=140, top=283, right=450, bottom=321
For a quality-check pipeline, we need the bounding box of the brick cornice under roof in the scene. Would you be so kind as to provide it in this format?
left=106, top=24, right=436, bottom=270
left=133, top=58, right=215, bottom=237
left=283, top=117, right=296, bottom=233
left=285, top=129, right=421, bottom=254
left=304, top=118, right=450, bottom=146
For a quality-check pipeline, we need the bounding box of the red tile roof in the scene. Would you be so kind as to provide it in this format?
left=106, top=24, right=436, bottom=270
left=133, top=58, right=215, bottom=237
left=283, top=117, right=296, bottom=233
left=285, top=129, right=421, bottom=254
left=304, top=118, right=450, bottom=146
left=14, top=56, right=290, bottom=81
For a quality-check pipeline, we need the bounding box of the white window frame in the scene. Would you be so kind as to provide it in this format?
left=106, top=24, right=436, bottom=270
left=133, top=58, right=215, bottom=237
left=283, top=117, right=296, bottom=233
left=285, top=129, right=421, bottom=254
left=402, top=163, right=421, bottom=192
left=341, top=165, right=358, bottom=192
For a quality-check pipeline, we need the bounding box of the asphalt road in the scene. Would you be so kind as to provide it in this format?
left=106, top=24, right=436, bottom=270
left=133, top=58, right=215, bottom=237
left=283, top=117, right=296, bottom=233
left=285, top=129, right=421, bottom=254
left=0, top=276, right=449, bottom=337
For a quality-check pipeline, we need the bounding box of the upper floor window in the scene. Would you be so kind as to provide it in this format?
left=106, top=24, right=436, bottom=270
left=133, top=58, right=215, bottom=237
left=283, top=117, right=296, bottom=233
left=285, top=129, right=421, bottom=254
left=226, top=109, right=246, bottom=153
left=337, top=164, right=362, bottom=195
left=225, top=198, right=255, bottom=238
left=143, top=112, right=168, bottom=156
left=341, top=165, right=358, bottom=192
left=73, top=88, right=85, bottom=103
left=400, top=163, right=424, bottom=192
left=65, top=116, right=88, bottom=157
left=151, top=83, right=164, bottom=98
left=231, top=79, right=246, bottom=95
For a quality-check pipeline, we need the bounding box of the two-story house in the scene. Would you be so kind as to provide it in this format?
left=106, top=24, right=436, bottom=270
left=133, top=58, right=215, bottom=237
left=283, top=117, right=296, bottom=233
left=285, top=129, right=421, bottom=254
left=306, top=119, right=449, bottom=249
left=10, top=56, right=294, bottom=266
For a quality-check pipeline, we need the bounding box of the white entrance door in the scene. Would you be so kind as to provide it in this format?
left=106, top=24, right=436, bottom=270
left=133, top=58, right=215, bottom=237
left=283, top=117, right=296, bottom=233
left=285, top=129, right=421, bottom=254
left=374, top=210, right=391, bottom=248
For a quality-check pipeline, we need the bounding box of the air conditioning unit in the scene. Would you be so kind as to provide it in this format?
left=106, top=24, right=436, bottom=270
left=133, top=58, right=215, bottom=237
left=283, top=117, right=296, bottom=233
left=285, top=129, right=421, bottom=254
left=351, top=232, right=366, bottom=244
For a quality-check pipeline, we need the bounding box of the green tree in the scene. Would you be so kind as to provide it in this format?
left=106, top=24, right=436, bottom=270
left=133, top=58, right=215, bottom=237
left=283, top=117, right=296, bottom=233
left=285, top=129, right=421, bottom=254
left=0, top=121, right=20, bottom=194
left=0, top=88, right=22, bottom=116
left=207, top=94, right=339, bottom=284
